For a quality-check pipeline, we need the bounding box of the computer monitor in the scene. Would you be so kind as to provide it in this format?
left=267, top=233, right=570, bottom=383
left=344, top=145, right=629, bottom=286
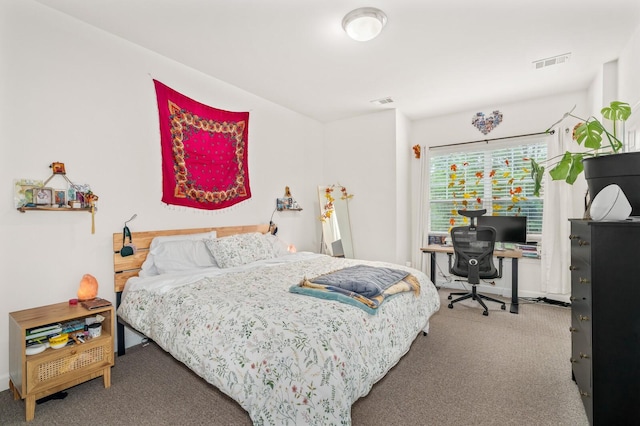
left=476, top=215, right=527, bottom=244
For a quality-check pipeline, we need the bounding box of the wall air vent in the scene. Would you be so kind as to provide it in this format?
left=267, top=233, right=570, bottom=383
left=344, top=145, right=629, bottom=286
left=370, top=97, right=394, bottom=105
left=533, top=53, right=571, bottom=69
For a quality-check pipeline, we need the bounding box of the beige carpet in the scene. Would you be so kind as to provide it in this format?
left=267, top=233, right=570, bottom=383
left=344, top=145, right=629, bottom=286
left=0, top=290, right=589, bottom=425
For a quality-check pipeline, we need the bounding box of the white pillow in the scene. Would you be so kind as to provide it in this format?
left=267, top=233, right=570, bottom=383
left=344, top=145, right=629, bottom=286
left=139, top=231, right=218, bottom=277
left=153, top=239, right=218, bottom=274
left=263, top=233, right=291, bottom=257
left=205, top=232, right=274, bottom=268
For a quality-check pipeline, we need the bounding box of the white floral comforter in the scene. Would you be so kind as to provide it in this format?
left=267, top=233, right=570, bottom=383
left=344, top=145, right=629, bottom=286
left=117, top=253, right=440, bottom=425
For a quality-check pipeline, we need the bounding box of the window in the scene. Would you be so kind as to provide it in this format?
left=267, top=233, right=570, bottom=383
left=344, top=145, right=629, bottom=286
left=428, top=138, right=546, bottom=238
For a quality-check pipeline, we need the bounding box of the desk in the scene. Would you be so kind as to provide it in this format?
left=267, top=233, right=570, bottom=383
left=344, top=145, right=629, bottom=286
left=421, top=244, right=522, bottom=314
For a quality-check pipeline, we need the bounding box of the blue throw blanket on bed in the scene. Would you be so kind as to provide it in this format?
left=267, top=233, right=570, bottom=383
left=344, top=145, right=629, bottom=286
left=307, top=265, right=409, bottom=298
left=290, top=265, right=421, bottom=315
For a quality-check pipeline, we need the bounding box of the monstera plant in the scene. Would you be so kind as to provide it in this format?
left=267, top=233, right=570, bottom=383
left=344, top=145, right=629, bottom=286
left=530, top=101, right=632, bottom=196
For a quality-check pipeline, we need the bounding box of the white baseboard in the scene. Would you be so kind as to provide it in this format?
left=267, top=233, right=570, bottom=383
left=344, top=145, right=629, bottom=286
left=435, top=280, right=571, bottom=303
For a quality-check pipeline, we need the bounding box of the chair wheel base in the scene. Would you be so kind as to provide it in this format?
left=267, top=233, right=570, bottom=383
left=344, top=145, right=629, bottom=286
left=448, top=303, right=453, bottom=309
left=483, top=311, right=489, bottom=316
left=501, top=305, right=506, bottom=310
left=447, top=295, right=452, bottom=300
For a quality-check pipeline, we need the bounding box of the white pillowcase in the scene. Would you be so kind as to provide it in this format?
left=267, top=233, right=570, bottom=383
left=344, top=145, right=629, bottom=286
left=205, top=232, right=275, bottom=268
left=263, top=233, right=291, bottom=257
left=153, top=239, right=217, bottom=274
left=139, top=231, right=218, bottom=277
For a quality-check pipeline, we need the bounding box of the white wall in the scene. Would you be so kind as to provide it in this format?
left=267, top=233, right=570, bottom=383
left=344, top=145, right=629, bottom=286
left=0, top=0, right=324, bottom=390
left=324, top=109, right=399, bottom=262
left=395, top=111, right=412, bottom=266
left=619, top=22, right=640, bottom=109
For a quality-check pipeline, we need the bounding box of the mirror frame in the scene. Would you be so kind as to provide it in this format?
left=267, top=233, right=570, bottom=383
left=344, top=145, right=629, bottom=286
left=318, top=185, right=354, bottom=258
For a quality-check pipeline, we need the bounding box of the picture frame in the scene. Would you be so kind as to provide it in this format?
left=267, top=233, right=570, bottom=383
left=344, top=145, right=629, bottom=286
left=276, top=197, right=302, bottom=211
left=54, top=189, right=66, bottom=206
left=51, top=162, right=66, bottom=175
left=13, top=179, right=44, bottom=208
left=32, top=187, right=53, bottom=206
left=276, top=197, right=292, bottom=211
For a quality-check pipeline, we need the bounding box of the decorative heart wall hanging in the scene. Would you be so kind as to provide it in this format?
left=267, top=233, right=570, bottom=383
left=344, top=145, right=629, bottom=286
left=472, top=110, right=503, bottom=135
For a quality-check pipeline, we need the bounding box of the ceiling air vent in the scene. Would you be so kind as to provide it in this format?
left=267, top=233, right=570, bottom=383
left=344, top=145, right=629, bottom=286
left=370, top=97, right=394, bottom=105
left=533, top=53, right=571, bottom=69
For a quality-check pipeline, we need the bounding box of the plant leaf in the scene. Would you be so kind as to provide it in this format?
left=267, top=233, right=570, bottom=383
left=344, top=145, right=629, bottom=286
left=574, top=121, right=604, bottom=149
left=602, top=101, right=631, bottom=121
left=549, top=152, right=572, bottom=181
left=530, top=158, right=544, bottom=197
left=565, top=153, right=584, bottom=184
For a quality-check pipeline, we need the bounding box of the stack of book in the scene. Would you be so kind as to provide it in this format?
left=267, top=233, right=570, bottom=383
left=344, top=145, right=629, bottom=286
left=26, top=323, right=62, bottom=346
left=516, top=243, right=540, bottom=258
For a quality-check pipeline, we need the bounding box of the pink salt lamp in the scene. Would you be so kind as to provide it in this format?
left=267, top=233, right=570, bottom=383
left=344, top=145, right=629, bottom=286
left=77, top=274, right=98, bottom=301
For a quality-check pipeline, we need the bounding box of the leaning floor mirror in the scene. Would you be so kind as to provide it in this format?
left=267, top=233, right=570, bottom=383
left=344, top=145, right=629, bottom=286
left=318, top=185, right=354, bottom=258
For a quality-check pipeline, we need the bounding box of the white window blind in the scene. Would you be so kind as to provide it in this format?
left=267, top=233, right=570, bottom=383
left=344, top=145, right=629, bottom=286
left=429, top=138, right=546, bottom=237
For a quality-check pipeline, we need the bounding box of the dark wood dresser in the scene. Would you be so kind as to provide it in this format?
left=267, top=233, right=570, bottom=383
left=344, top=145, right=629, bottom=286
left=569, top=220, right=640, bottom=424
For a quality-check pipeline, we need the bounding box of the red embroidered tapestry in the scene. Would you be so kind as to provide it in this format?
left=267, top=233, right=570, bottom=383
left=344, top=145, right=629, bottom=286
left=153, top=80, right=251, bottom=210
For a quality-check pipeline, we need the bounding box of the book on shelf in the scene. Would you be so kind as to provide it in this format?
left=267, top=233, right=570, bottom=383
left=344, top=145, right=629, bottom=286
left=521, top=251, right=540, bottom=258
left=515, top=243, right=538, bottom=250
left=25, top=324, right=62, bottom=341
left=81, top=297, right=112, bottom=310
left=61, top=319, right=85, bottom=334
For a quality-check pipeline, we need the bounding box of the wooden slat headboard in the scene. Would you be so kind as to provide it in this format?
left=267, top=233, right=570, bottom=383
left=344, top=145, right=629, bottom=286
left=112, top=224, right=270, bottom=293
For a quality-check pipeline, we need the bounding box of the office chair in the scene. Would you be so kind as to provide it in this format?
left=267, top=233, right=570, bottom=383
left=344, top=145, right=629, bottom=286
left=447, top=209, right=505, bottom=316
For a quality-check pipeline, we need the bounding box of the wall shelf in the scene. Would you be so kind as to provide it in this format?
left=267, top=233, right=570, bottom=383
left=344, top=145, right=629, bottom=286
left=17, top=207, right=94, bottom=213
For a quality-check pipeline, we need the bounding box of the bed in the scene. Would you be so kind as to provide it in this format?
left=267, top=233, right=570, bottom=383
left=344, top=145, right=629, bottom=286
left=113, top=225, right=440, bottom=425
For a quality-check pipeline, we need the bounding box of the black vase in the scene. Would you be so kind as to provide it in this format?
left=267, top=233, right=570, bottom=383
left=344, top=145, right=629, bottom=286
left=583, top=151, right=640, bottom=217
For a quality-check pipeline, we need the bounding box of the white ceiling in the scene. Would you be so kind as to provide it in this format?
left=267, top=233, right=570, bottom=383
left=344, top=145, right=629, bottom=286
left=35, top=0, right=640, bottom=123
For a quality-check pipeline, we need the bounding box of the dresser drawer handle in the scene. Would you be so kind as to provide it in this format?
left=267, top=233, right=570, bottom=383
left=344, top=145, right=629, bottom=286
left=579, top=315, right=590, bottom=321
left=569, top=265, right=577, bottom=271
left=569, top=327, right=578, bottom=333
left=579, top=277, right=590, bottom=284
left=579, top=352, right=590, bottom=359
left=579, top=390, right=590, bottom=398
left=570, top=297, right=577, bottom=301
left=570, top=357, right=578, bottom=364
left=569, top=234, right=580, bottom=240
left=578, top=240, right=590, bottom=246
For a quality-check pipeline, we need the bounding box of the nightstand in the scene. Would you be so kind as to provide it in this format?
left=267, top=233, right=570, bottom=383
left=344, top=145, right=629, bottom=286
left=8, top=302, right=114, bottom=421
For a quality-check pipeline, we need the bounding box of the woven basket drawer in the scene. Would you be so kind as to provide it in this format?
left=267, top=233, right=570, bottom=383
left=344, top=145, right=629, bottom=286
left=26, top=339, right=112, bottom=394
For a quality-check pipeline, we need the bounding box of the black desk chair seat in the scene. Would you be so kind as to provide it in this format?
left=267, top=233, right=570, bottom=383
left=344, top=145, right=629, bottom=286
left=447, top=209, right=505, bottom=316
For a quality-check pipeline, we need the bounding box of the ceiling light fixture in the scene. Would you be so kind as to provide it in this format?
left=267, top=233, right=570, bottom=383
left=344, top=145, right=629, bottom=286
left=342, top=7, right=387, bottom=42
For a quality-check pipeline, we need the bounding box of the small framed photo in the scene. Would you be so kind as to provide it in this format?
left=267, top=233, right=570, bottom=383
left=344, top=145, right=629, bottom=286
left=32, top=187, right=53, bottom=206
left=54, top=189, right=66, bottom=206
left=51, top=162, right=66, bottom=174
left=276, top=197, right=293, bottom=211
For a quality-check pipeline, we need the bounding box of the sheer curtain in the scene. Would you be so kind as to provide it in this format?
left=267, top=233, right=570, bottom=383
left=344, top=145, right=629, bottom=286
left=540, top=127, right=578, bottom=295
left=412, top=145, right=430, bottom=272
